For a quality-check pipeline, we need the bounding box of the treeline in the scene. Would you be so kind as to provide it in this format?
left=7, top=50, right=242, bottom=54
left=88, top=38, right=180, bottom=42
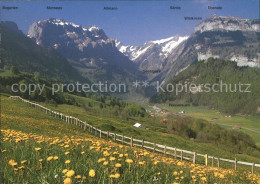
left=0, top=68, right=147, bottom=118
left=165, top=114, right=258, bottom=156
left=81, top=93, right=147, bottom=118
left=150, top=58, right=260, bottom=114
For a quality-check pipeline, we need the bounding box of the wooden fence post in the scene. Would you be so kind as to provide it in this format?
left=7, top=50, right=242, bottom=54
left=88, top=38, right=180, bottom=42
left=100, top=130, right=102, bottom=138
left=181, top=151, right=183, bottom=161
left=193, top=152, right=196, bottom=164
left=235, top=158, right=237, bottom=170
left=174, top=147, right=177, bottom=158
left=212, top=156, right=214, bottom=167
left=107, top=132, right=109, bottom=140
left=217, top=157, right=220, bottom=168
left=122, top=135, right=124, bottom=145
left=114, top=134, right=116, bottom=142
left=153, top=143, right=156, bottom=152
left=205, top=154, right=208, bottom=166
left=130, top=137, right=133, bottom=147
left=164, top=145, right=166, bottom=155
left=252, top=163, right=254, bottom=174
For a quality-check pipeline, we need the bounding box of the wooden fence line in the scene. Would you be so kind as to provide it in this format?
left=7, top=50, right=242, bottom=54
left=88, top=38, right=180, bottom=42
left=8, top=96, right=260, bottom=173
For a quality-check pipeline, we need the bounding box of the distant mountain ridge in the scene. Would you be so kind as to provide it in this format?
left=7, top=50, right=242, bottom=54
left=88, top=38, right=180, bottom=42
left=28, top=18, right=143, bottom=83
left=115, top=15, right=260, bottom=83
left=154, top=15, right=260, bottom=83
left=115, top=36, right=189, bottom=81
left=1, top=21, right=86, bottom=82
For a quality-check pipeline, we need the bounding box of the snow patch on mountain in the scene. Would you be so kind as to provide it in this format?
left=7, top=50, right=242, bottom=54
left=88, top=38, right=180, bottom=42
left=115, top=36, right=189, bottom=61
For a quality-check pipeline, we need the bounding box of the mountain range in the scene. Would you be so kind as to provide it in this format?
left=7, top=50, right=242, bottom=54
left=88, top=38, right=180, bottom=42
left=2, top=14, right=260, bottom=101
left=1, top=21, right=86, bottom=82
left=27, top=18, right=143, bottom=84
left=116, top=15, right=260, bottom=82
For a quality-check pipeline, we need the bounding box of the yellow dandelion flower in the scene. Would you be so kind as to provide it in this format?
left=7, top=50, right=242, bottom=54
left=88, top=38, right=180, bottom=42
left=9, top=160, right=17, bottom=166
left=18, top=166, right=25, bottom=170
left=103, top=151, right=110, bottom=157
left=119, top=154, right=123, bottom=158
left=81, top=151, right=85, bottom=155
left=82, top=176, right=87, bottom=180
left=39, top=158, right=43, bottom=162
left=65, top=151, right=70, bottom=155
left=62, top=169, right=68, bottom=174
left=110, top=157, right=116, bottom=161
left=47, top=156, right=53, bottom=161
left=201, top=177, right=207, bottom=182
left=54, top=156, right=59, bottom=160
left=125, top=159, right=133, bottom=164
left=98, top=158, right=106, bottom=163
left=66, top=170, right=75, bottom=177
left=89, top=169, right=95, bottom=177
left=139, top=161, right=145, bottom=165
left=180, top=170, right=183, bottom=174
left=103, top=161, right=109, bottom=166
left=115, top=163, right=122, bottom=168
left=21, top=160, right=27, bottom=164
left=173, top=171, right=178, bottom=176
left=64, top=177, right=72, bottom=184
left=177, top=162, right=182, bottom=166
left=65, top=160, right=71, bottom=164
left=35, top=147, right=41, bottom=151
left=114, top=173, right=120, bottom=179
left=75, top=175, right=81, bottom=179
left=153, top=161, right=159, bottom=165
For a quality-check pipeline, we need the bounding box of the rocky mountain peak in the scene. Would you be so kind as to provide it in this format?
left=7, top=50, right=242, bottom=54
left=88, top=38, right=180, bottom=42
left=195, top=14, right=260, bottom=32
left=28, top=18, right=108, bottom=47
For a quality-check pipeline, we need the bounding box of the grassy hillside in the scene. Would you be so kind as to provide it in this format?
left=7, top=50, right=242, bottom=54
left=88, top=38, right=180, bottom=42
left=1, top=95, right=260, bottom=183
left=150, top=58, right=260, bottom=115
left=2, top=94, right=259, bottom=164
left=156, top=104, right=260, bottom=148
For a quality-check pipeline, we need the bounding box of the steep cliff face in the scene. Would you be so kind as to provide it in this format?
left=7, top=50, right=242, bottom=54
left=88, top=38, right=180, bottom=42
left=157, top=15, right=260, bottom=83
left=195, top=14, right=260, bottom=33
left=28, top=19, right=142, bottom=82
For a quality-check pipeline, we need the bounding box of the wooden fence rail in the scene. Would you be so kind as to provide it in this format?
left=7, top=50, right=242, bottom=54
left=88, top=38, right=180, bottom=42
left=8, top=96, right=260, bottom=173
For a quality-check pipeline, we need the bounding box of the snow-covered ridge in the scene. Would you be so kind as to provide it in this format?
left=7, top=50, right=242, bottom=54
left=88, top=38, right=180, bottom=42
left=43, top=18, right=81, bottom=28
left=116, top=35, right=189, bottom=61
left=36, top=19, right=103, bottom=34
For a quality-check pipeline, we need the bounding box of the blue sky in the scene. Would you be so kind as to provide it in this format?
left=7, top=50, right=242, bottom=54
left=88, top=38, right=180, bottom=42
left=1, top=0, right=259, bottom=45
